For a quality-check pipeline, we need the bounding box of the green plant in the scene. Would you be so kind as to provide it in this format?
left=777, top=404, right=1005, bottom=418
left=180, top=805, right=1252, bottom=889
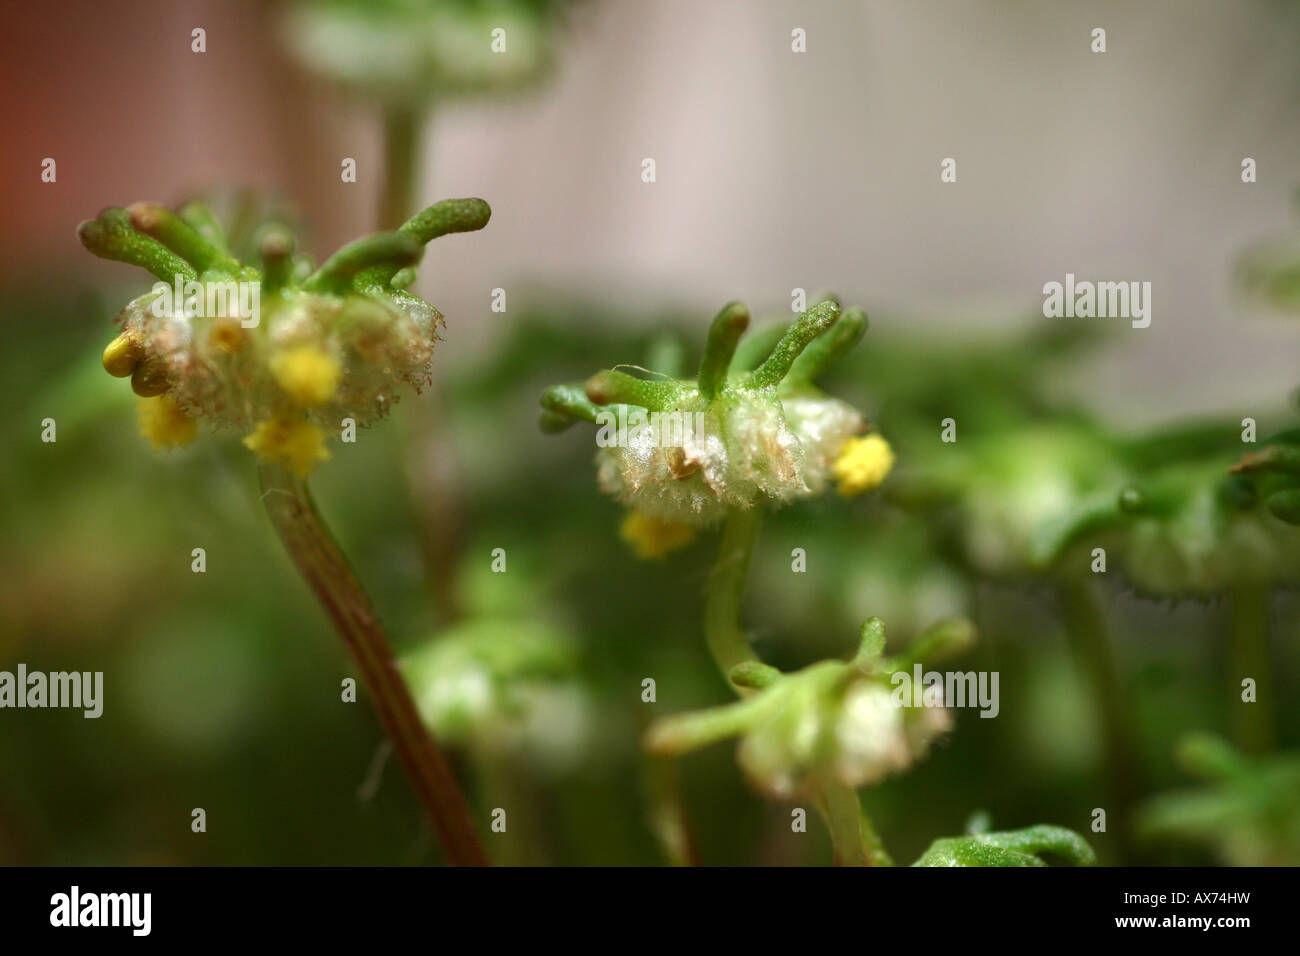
left=1137, top=734, right=1300, bottom=865
left=79, top=195, right=492, bottom=866
left=540, top=300, right=1095, bottom=865
left=281, top=0, right=576, bottom=228
left=913, top=823, right=1096, bottom=867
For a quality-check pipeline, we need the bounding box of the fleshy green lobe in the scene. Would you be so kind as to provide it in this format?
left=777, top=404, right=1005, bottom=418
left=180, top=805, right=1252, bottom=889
left=78, top=207, right=198, bottom=283
left=749, top=300, right=841, bottom=390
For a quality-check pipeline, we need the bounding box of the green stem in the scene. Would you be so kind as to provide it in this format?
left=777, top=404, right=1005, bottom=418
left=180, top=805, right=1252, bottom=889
left=379, top=107, right=423, bottom=231
left=376, top=101, right=467, bottom=624
left=1228, top=579, right=1273, bottom=754
left=472, top=750, right=546, bottom=866
left=703, top=504, right=890, bottom=865
left=819, top=781, right=893, bottom=867
left=258, top=461, right=487, bottom=866
left=704, top=506, right=764, bottom=685
left=644, top=751, right=699, bottom=866
left=1057, top=574, right=1140, bottom=861
left=404, top=388, right=467, bottom=625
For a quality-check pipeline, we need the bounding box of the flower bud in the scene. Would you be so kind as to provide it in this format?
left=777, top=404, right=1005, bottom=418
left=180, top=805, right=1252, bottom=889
left=81, top=197, right=490, bottom=474
left=545, top=301, right=877, bottom=527
left=645, top=616, right=965, bottom=798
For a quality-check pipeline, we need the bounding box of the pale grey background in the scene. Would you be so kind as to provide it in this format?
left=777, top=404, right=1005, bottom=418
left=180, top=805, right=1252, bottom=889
left=8, top=0, right=1300, bottom=425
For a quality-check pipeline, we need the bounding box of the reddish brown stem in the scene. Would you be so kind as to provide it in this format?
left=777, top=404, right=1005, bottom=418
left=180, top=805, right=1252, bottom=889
left=259, top=461, right=488, bottom=866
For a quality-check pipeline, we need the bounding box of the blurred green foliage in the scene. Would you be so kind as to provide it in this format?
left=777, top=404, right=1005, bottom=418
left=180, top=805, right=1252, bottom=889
left=3, top=279, right=1298, bottom=865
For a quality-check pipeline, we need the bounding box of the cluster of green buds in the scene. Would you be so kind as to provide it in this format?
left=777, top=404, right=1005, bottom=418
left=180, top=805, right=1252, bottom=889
left=80, top=197, right=490, bottom=475
left=539, top=300, right=895, bottom=532
left=644, top=617, right=972, bottom=799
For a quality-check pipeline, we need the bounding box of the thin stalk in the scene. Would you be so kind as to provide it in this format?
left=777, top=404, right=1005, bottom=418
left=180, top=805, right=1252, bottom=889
left=644, top=751, right=699, bottom=867
left=1056, top=574, right=1140, bottom=861
left=819, top=781, right=893, bottom=867
left=376, top=102, right=467, bottom=624
left=405, top=386, right=467, bottom=625
left=704, top=506, right=765, bottom=685
left=1228, top=579, right=1273, bottom=754
left=472, top=751, right=548, bottom=866
left=703, top=504, right=889, bottom=865
left=379, top=106, right=423, bottom=231
left=258, top=461, right=487, bottom=866
left=663, top=504, right=762, bottom=866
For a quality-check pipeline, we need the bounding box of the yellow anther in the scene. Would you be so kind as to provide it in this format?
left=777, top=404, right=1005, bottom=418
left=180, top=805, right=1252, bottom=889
left=136, top=396, right=197, bottom=450
left=832, top=434, right=895, bottom=496
left=242, top=417, right=330, bottom=477
left=271, top=344, right=340, bottom=407
left=102, top=333, right=142, bottom=378
left=619, top=510, right=696, bottom=561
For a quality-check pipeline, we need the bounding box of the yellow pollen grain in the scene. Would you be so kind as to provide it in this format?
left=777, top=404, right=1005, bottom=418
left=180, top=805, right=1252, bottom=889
left=136, top=396, right=197, bottom=450
left=242, top=417, right=330, bottom=477
left=619, top=510, right=696, bottom=561
left=271, top=344, right=340, bottom=407
left=832, top=434, right=895, bottom=496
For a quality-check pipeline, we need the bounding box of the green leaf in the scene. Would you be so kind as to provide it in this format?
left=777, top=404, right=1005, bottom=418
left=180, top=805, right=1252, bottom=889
left=912, top=825, right=1096, bottom=867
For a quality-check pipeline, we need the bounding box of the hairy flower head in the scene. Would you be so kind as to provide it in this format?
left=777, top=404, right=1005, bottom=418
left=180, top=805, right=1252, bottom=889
left=541, top=300, right=875, bottom=527
left=645, top=616, right=974, bottom=798
left=81, top=197, right=490, bottom=474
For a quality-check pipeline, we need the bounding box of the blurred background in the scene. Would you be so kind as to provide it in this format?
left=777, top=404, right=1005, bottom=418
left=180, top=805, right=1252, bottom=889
left=2, top=0, right=1299, bottom=865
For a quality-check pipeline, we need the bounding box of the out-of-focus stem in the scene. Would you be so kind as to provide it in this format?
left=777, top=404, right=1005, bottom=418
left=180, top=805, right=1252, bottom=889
left=376, top=102, right=467, bottom=624
left=405, top=387, right=467, bottom=626
left=1228, top=579, right=1273, bottom=754
left=379, top=107, right=422, bottom=231
left=258, top=461, right=487, bottom=866
left=1057, top=574, right=1140, bottom=860
left=472, top=750, right=548, bottom=866
left=704, top=506, right=764, bottom=686
left=644, top=751, right=699, bottom=866
left=819, top=781, right=893, bottom=867
left=702, top=504, right=889, bottom=865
